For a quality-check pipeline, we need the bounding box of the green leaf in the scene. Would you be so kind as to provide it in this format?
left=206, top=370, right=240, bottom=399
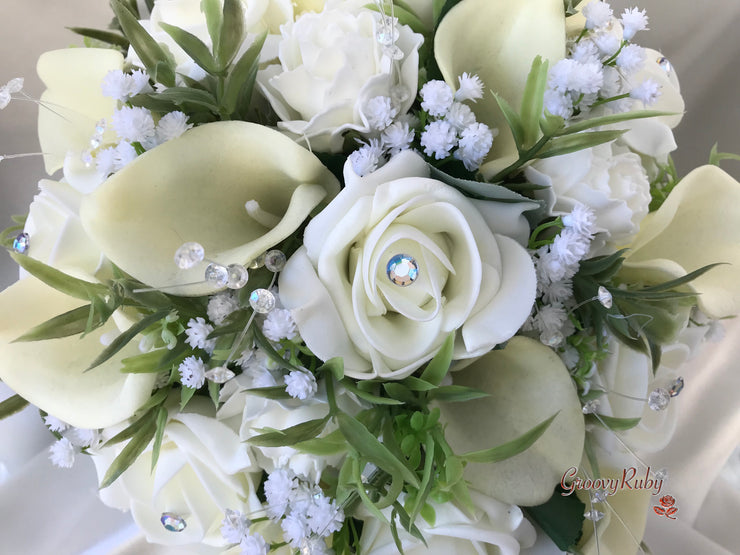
left=0, top=394, right=29, bottom=420
left=428, top=166, right=543, bottom=207
left=402, top=376, right=437, bottom=392
left=427, top=384, right=489, bottom=403
left=153, top=87, right=220, bottom=111
left=556, top=110, right=676, bottom=136
left=180, top=385, right=197, bottom=410
left=540, top=112, right=565, bottom=136
left=591, top=414, right=641, bottom=431
left=110, top=0, right=176, bottom=87
left=524, top=486, right=585, bottom=551
left=252, top=325, right=305, bottom=373
left=461, top=412, right=558, bottom=463
left=67, top=27, right=129, bottom=49
left=392, top=501, right=428, bottom=545
left=222, top=31, right=266, bottom=117
left=100, top=413, right=156, bottom=489
left=208, top=379, right=220, bottom=408
left=419, top=333, right=454, bottom=385
left=708, top=143, right=740, bottom=166
left=150, top=405, right=169, bottom=471
left=295, top=433, right=348, bottom=456
left=340, top=379, right=404, bottom=405
left=578, top=249, right=628, bottom=277
left=86, top=309, right=170, bottom=371
left=337, top=413, right=420, bottom=488
left=217, top=0, right=245, bottom=69
left=383, top=382, right=416, bottom=404
left=538, top=130, right=626, bottom=159
left=492, top=92, right=525, bottom=148
left=159, top=22, right=219, bottom=74
left=201, top=0, right=223, bottom=53
left=121, top=348, right=185, bottom=374
left=317, top=357, right=344, bottom=380
left=520, top=56, right=549, bottom=148
left=248, top=416, right=330, bottom=447
left=244, top=386, right=292, bottom=400
left=10, top=252, right=109, bottom=301
left=13, top=304, right=98, bottom=342
left=638, top=263, right=723, bottom=292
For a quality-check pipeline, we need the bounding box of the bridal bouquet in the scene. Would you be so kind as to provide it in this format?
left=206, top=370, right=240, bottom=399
left=2, top=0, right=739, bottom=553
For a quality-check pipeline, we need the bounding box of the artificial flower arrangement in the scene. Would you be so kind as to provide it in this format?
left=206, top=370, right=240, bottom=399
left=1, top=0, right=739, bottom=553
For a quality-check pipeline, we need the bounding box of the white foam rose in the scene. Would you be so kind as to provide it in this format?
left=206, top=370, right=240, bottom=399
left=359, top=490, right=536, bottom=554
left=278, top=150, right=536, bottom=379
left=526, top=142, right=650, bottom=254
left=258, top=0, right=423, bottom=152
left=91, top=398, right=262, bottom=547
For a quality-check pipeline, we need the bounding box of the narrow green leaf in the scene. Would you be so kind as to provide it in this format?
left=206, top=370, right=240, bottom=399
left=393, top=501, right=427, bottom=545
left=159, top=22, right=219, bottom=74
left=354, top=458, right=390, bottom=524
left=121, top=348, right=177, bottom=374
left=135, top=387, right=172, bottom=415
left=100, top=414, right=156, bottom=489
left=217, top=0, right=245, bottom=69
left=150, top=405, right=169, bottom=471
left=0, top=394, right=29, bottom=420
left=110, top=0, right=176, bottom=87
left=180, top=385, right=197, bottom=410
left=340, top=379, right=404, bottom=406
left=153, top=87, right=220, bottom=111
left=402, top=376, right=437, bottom=392
left=427, top=384, right=489, bottom=403
left=86, top=309, right=170, bottom=372
left=709, top=143, right=740, bottom=166
left=295, top=435, right=347, bottom=456
left=337, top=413, right=420, bottom=488
left=317, top=358, right=344, bottom=380
left=104, top=409, right=156, bottom=447
left=407, top=435, right=435, bottom=525
left=247, top=416, right=330, bottom=447
left=208, top=379, right=220, bottom=408
left=540, top=112, right=565, bottom=135
left=244, top=386, right=292, bottom=400
left=222, top=31, right=266, bottom=116
left=578, top=249, right=629, bottom=277
left=538, top=130, right=626, bottom=159
left=67, top=27, right=129, bottom=49
left=520, top=56, right=548, bottom=148
left=10, top=252, right=109, bottom=301
left=419, top=333, right=454, bottom=386
left=252, top=325, right=305, bottom=373
left=461, top=412, right=559, bottom=463
left=591, top=414, right=641, bottom=431
left=524, top=486, right=585, bottom=551
left=556, top=110, right=676, bottom=136
left=383, top=382, right=416, bottom=404
left=638, top=263, right=723, bottom=292
left=13, top=304, right=97, bottom=342
left=493, top=92, right=525, bottom=148
left=201, top=0, right=223, bottom=52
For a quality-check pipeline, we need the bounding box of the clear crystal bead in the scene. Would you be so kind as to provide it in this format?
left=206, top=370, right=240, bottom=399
left=249, top=288, right=276, bottom=313
left=584, top=509, right=605, bottom=522
left=669, top=376, right=684, bottom=397
left=648, top=387, right=671, bottom=411
left=657, top=56, right=672, bottom=73
left=582, top=399, right=600, bottom=414
left=383, top=45, right=404, bottom=60
left=160, top=512, right=187, bottom=532
left=95, top=119, right=106, bottom=135
left=590, top=490, right=608, bottom=503
left=597, top=286, right=613, bottom=309
left=205, top=366, right=235, bottom=383
left=204, top=263, right=229, bottom=287
left=90, top=137, right=101, bottom=149
left=264, top=249, right=287, bottom=272
left=226, top=264, right=249, bottom=289
left=12, top=232, right=29, bottom=254
left=653, top=467, right=669, bottom=480
left=376, top=27, right=399, bottom=46
left=540, top=330, right=564, bottom=347
left=174, top=242, right=205, bottom=269
left=386, top=254, right=419, bottom=286
left=81, top=150, right=94, bottom=168
left=249, top=253, right=266, bottom=269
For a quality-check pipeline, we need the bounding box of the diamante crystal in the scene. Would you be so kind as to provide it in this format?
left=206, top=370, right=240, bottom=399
left=582, top=399, right=600, bottom=414
left=584, top=509, right=605, bottom=522
left=160, top=512, right=186, bottom=532
left=653, top=467, right=668, bottom=480
left=597, top=286, right=613, bottom=309
left=648, top=387, right=670, bottom=411
left=264, top=249, right=287, bottom=272
left=204, top=263, right=229, bottom=287
left=657, top=56, right=672, bottom=73
left=386, top=254, right=418, bottom=286
left=174, top=242, right=205, bottom=269
left=226, top=264, right=249, bottom=289
left=590, top=490, right=608, bottom=503
left=249, top=253, right=266, bottom=269
left=669, top=376, right=684, bottom=397
left=540, top=330, right=564, bottom=347
left=249, top=288, right=276, bottom=313
left=205, top=365, right=235, bottom=383
left=383, top=45, right=404, bottom=60
left=376, top=27, right=399, bottom=46
left=95, top=119, right=106, bottom=135
left=12, top=232, right=29, bottom=254
left=90, top=137, right=101, bottom=149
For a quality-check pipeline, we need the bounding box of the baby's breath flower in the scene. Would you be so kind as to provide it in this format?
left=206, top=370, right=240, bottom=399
left=111, top=106, right=156, bottom=147
left=240, top=533, right=269, bottom=555
left=364, top=96, right=397, bottom=130
left=178, top=356, right=207, bottom=389
left=630, top=78, right=662, bottom=105
left=455, top=122, right=495, bottom=170
left=381, top=121, right=415, bottom=155
left=582, top=1, right=613, bottom=29
left=44, top=415, right=68, bottom=433
left=349, top=139, right=384, bottom=176
left=616, top=44, right=646, bottom=74
left=264, top=468, right=296, bottom=519
left=263, top=308, right=298, bottom=341
left=621, top=7, right=649, bottom=40
left=184, top=317, right=216, bottom=351
left=155, top=111, right=192, bottom=143
left=221, top=509, right=251, bottom=544
left=455, top=72, right=484, bottom=102
left=49, top=437, right=75, bottom=468
left=420, top=80, right=454, bottom=117
left=445, top=102, right=477, bottom=132
left=284, top=370, right=318, bottom=400
left=207, top=292, right=240, bottom=326
left=420, top=120, right=457, bottom=159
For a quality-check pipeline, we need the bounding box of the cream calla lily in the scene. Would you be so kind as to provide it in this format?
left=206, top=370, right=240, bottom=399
left=434, top=0, right=566, bottom=177
left=79, top=121, right=340, bottom=296
left=622, top=165, right=740, bottom=319
left=37, top=48, right=122, bottom=174
left=0, top=278, right=156, bottom=429
left=439, top=336, right=585, bottom=506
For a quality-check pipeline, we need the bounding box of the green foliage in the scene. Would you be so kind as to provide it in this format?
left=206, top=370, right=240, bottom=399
left=67, top=27, right=129, bottom=50
left=524, top=486, right=585, bottom=551
left=649, top=156, right=679, bottom=211
left=0, top=394, right=29, bottom=420
left=709, top=143, right=740, bottom=167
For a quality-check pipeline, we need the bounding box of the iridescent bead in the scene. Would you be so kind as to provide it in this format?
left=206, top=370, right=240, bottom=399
left=160, top=512, right=186, bottom=532
left=648, top=387, right=670, bottom=411
left=590, top=490, right=608, bottom=503
left=653, top=467, right=669, bottom=480
left=12, top=232, right=29, bottom=254
left=376, top=27, right=399, bottom=46
left=383, top=45, right=404, bottom=60
left=597, top=286, right=613, bottom=309
left=669, top=376, right=684, bottom=397
left=540, top=330, right=564, bottom=347
left=174, top=242, right=205, bottom=269
left=226, top=264, right=249, bottom=289
left=204, top=263, right=229, bottom=287
left=95, top=119, right=106, bottom=136
left=205, top=366, right=235, bottom=383
left=582, top=399, right=600, bottom=414
left=386, top=254, right=418, bottom=286
left=657, top=56, right=672, bottom=74
left=249, top=288, right=276, bottom=313
left=249, top=253, right=266, bottom=269
left=584, top=509, right=604, bottom=522
left=264, top=249, right=287, bottom=272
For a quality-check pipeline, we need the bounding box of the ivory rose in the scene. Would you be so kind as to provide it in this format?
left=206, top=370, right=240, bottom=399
left=257, top=0, right=423, bottom=152
left=278, top=150, right=537, bottom=379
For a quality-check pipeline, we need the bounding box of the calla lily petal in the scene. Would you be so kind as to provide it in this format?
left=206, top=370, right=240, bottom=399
left=79, top=121, right=340, bottom=296
left=439, top=336, right=584, bottom=506
left=435, top=0, right=566, bottom=177
left=0, top=278, right=155, bottom=429
left=624, top=165, right=740, bottom=318
left=37, top=49, right=122, bottom=174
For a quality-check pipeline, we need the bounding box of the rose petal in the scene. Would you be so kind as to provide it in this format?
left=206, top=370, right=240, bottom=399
left=37, top=48, right=122, bottom=174
left=80, top=121, right=339, bottom=296
left=624, top=165, right=740, bottom=318
left=439, top=336, right=585, bottom=506
left=0, top=278, right=155, bottom=428
left=435, top=0, right=566, bottom=177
